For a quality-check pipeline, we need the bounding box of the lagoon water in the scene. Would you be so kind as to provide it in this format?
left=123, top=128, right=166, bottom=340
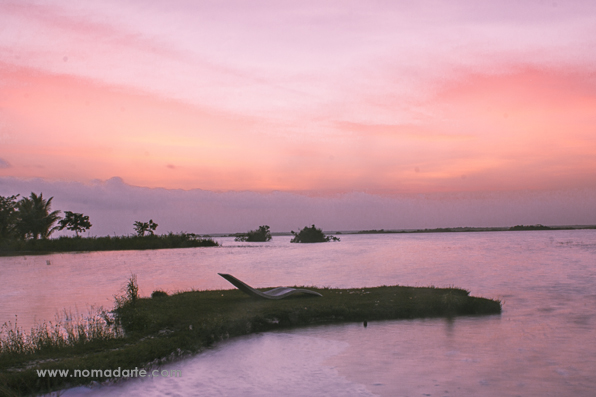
left=2, top=230, right=596, bottom=396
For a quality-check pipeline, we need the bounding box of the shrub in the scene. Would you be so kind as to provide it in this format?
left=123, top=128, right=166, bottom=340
left=151, top=290, right=168, bottom=298
left=235, top=225, right=272, bottom=242
left=115, top=275, right=139, bottom=309
left=290, top=225, right=340, bottom=243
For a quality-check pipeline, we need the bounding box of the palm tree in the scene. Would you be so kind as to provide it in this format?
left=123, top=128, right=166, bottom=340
left=17, top=193, right=61, bottom=240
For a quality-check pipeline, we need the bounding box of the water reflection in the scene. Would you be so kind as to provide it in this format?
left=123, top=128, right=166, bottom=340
left=63, top=333, right=375, bottom=397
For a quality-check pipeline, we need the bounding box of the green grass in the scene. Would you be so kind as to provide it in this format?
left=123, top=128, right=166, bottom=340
left=0, top=233, right=218, bottom=256
left=0, top=280, right=500, bottom=396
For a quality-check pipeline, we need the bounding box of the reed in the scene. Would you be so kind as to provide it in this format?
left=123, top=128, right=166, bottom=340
left=0, top=308, right=122, bottom=359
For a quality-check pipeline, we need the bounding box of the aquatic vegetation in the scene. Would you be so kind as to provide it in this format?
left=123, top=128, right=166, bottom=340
left=114, top=274, right=140, bottom=309
left=0, top=308, right=122, bottom=357
left=509, top=224, right=553, bottom=231
left=234, top=225, right=272, bottom=242
left=0, top=274, right=140, bottom=359
left=290, top=225, right=340, bottom=243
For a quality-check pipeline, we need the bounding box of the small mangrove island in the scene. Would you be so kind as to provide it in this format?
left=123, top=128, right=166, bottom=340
left=234, top=225, right=272, bottom=242
left=0, top=276, right=501, bottom=396
left=290, top=224, right=340, bottom=243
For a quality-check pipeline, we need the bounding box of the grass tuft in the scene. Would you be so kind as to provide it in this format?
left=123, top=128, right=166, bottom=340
left=0, top=308, right=122, bottom=359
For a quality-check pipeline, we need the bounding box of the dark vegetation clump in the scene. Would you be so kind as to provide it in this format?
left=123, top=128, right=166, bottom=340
left=235, top=225, right=272, bottom=242
left=509, top=224, right=552, bottom=231
left=58, top=211, right=92, bottom=237
left=133, top=220, right=158, bottom=236
left=0, top=233, right=218, bottom=255
left=290, top=225, right=340, bottom=243
left=0, top=193, right=61, bottom=241
left=151, top=290, right=168, bottom=298
left=115, top=274, right=140, bottom=308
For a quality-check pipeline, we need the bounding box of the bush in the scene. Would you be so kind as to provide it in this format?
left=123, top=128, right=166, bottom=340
left=290, top=225, right=340, bottom=243
left=235, top=225, right=272, bottom=242
left=115, top=275, right=139, bottom=309
left=509, top=224, right=552, bottom=231
left=151, top=290, right=168, bottom=298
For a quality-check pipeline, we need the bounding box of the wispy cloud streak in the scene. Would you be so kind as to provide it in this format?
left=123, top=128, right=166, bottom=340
left=0, top=0, right=595, bottom=196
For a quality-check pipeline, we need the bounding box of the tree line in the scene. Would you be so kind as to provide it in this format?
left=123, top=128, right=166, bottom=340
left=1, top=192, right=340, bottom=245
left=0, top=193, right=91, bottom=241
left=1, top=192, right=170, bottom=243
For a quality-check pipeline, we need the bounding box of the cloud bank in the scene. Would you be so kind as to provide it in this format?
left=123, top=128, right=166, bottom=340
left=0, top=158, right=11, bottom=169
left=1, top=177, right=594, bottom=236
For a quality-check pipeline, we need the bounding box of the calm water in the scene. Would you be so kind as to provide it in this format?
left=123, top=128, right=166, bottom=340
left=2, top=231, right=595, bottom=396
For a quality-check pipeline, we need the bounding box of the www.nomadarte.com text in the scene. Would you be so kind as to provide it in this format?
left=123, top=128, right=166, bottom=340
left=36, top=367, right=180, bottom=378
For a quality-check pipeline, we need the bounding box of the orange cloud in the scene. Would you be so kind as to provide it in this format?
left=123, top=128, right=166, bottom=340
left=426, top=68, right=596, bottom=189
left=327, top=67, right=596, bottom=194
left=1, top=64, right=595, bottom=194
left=0, top=65, right=277, bottom=190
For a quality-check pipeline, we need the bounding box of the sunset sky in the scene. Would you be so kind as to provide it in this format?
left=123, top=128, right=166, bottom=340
left=1, top=0, right=595, bottom=234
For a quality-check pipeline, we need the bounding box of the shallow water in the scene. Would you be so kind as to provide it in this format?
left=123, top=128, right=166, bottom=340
left=2, top=230, right=596, bottom=396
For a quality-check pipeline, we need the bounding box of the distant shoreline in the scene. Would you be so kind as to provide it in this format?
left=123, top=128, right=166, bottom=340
left=230, top=224, right=596, bottom=238
left=1, top=225, right=594, bottom=257
left=0, top=233, right=218, bottom=257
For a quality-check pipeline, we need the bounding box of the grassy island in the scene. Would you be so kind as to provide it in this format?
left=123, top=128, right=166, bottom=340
left=0, top=282, right=500, bottom=396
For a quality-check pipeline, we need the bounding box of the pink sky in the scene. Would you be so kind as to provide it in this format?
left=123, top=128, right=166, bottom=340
left=1, top=0, right=596, bottom=232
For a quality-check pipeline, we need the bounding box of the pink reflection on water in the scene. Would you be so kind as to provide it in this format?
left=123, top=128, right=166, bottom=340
left=3, top=231, right=596, bottom=396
